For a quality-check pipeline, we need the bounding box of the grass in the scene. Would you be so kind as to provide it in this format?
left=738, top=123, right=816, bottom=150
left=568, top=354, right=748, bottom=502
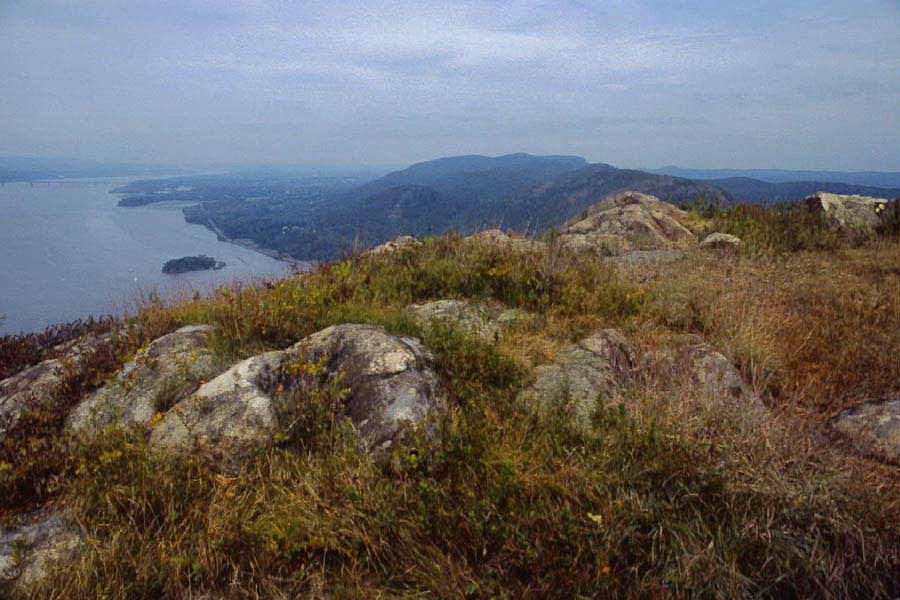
left=2, top=217, right=899, bottom=598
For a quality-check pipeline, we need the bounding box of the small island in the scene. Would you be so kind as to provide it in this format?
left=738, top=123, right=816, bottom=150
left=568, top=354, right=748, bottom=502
left=162, top=255, right=226, bottom=274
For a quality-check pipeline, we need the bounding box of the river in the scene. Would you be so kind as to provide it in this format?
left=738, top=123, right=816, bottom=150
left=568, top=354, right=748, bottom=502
left=0, top=178, right=292, bottom=335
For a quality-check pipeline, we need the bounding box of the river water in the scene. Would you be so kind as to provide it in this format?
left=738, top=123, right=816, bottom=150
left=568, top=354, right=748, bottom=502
left=0, top=178, right=291, bottom=334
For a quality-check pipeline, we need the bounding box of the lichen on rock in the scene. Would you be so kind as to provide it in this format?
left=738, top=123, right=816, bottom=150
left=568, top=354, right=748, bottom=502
left=68, top=324, right=222, bottom=436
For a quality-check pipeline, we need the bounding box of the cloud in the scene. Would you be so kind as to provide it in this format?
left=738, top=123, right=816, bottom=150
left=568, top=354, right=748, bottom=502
left=0, top=0, right=898, bottom=169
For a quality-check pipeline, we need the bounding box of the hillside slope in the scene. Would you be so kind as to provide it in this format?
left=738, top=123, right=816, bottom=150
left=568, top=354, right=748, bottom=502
left=2, top=192, right=899, bottom=598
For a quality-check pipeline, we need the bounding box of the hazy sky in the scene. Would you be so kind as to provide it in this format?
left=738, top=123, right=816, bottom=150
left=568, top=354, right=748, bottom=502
left=2, top=0, right=898, bottom=170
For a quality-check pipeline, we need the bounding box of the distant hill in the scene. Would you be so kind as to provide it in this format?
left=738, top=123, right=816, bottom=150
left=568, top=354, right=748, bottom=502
left=651, top=166, right=900, bottom=188
left=0, top=156, right=183, bottom=183
left=171, top=154, right=736, bottom=260
left=499, top=163, right=732, bottom=231
left=707, top=178, right=900, bottom=204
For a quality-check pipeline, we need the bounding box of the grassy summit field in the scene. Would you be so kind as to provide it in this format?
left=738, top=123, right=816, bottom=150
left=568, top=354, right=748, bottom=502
left=1, top=202, right=899, bottom=598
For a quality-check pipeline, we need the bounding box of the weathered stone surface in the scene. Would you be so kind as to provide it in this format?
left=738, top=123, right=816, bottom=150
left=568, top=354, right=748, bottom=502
left=0, top=333, right=110, bottom=444
left=68, top=325, right=221, bottom=436
left=407, top=300, right=538, bottom=341
left=364, top=235, right=422, bottom=257
left=642, top=336, right=761, bottom=409
left=699, top=232, right=743, bottom=251
left=466, top=229, right=547, bottom=253
left=805, top=192, right=894, bottom=239
left=149, top=350, right=284, bottom=454
left=558, top=191, right=695, bottom=254
left=518, top=329, right=635, bottom=429
left=0, top=511, right=83, bottom=595
left=287, top=324, right=447, bottom=453
left=151, top=324, right=447, bottom=457
left=833, top=397, right=900, bottom=461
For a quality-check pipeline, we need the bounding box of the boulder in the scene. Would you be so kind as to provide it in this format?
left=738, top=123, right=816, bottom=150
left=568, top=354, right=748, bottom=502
left=286, top=324, right=447, bottom=453
left=0, top=333, right=111, bottom=444
left=68, top=325, right=222, bottom=436
left=364, top=235, right=422, bottom=257
left=642, top=335, right=762, bottom=409
left=151, top=324, right=447, bottom=457
left=699, top=232, right=743, bottom=251
left=149, top=350, right=285, bottom=455
left=466, top=229, right=547, bottom=253
left=833, top=397, right=900, bottom=462
left=805, top=192, right=893, bottom=239
left=558, top=191, right=695, bottom=254
left=0, top=511, right=83, bottom=596
left=518, top=329, right=635, bottom=430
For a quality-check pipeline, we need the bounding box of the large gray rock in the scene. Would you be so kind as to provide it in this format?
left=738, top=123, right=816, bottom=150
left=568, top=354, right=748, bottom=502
left=0, top=511, right=83, bottom=596
left=805, top=192, right=894, bottom=239
left=68, top=325, right=222, bottom=436
left=558, top=191, right=696, bottom=254
left=287, top=324, right=447, bottom=453
left=149, top=350, right=284, bottom=455
left=151, top=324, right=447, bottom=457
left=833, top=397, right=900, bottom=462
left=518, top=329, right=635, bottom=429
left=0, top=333, right=111, bottom=444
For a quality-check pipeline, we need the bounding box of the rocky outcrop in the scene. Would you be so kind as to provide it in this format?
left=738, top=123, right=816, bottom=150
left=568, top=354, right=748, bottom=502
left=642, top=335, right=762, bottom=410
left=466, top=229, right=547, bottom=253
left=149, top=350, right=284, bottom=455
left=833, top=397, right=900, bottom=462
left=518, top=329, right=635, bottom=430
left=407, top=299, right=535, bottom=341
left=0, top=511, right=83, bottom=596
left=68, top=325, right=222, bottom=436
left=699, top=232, right=743, bottom=251
left=151, top=324, right=447, bottom=457
left=364, top=235, right=422, bottom=257
left=558, top=191, right=696, bottom=254
left=0, top=333, right=111, bottom=444
left=805, top=192, right=894, bottom=239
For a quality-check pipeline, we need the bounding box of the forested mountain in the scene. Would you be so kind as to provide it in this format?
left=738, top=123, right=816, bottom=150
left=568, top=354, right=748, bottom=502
left=707, top=177, right=900, bottom=203
left=116, top=153, right=900, bottom=261
left=651, top=166, right=900, bottom=188
left=498, top=163, right=732, bottom=231
left=172, top=155, right=734, bottom=259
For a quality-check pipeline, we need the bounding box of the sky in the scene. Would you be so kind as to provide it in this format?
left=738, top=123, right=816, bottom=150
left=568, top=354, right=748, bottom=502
left=1, top=0, right=898, bottom=170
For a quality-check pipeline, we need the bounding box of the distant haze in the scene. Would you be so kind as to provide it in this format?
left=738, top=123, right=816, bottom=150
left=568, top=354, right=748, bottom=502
left=1, top=1, right=898, bottom=170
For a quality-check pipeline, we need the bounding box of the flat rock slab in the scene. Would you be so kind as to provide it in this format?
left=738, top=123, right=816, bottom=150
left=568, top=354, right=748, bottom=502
left=699, top=232, right=743, bottom=251
left=68, top=325, right=222, bottom=436
left=0, top=333, right=111, bottom=444
left=833, top=398, right=900, bottom=462
left=364, top=235, right=423, bottom=257
left=518, top=329, right=635, bottom=430
left=407, top=299, right=535, bottom=341
left=466, top=229, right=548, bottom=253
left=151, top=324, right=447, bottom=458
left=0, top=511, right=83, bottom=596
